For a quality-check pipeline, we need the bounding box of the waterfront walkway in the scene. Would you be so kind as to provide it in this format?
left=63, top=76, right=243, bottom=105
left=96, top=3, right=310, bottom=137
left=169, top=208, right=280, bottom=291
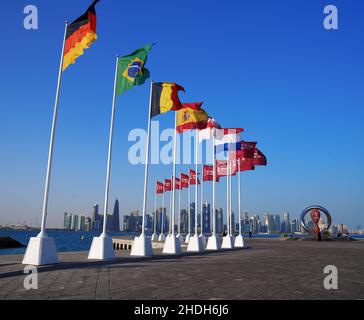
left=0, top=239, right=363, bottom=300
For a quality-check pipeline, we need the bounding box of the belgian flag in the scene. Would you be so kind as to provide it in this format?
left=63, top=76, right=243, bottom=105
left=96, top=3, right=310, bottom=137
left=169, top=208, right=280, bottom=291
left=62, top=1, right=100, bottom=71
left=151, top=82, right=185, bottom=118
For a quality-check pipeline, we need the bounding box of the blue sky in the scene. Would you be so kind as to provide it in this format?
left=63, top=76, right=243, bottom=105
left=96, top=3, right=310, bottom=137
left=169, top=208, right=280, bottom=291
left=0, top=0, right=363, bottom=229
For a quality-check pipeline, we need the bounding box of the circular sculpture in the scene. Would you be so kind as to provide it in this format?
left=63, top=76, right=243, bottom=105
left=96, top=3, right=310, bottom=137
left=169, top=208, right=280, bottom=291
left=300, top=205, right=332, bottom=234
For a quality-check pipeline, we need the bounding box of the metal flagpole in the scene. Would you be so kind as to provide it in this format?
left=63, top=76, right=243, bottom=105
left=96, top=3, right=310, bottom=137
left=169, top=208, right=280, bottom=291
left=188, top=182, right=191, bottom=235
left=87, top=55, right=119, bottom=260
left=140, top=81, right=154, bottom=237
left=178, top=176, right=181, bottom=235
left=212, top=134, right=216, bottom=236
left=161, top=191, right=165, bottom=235
left=22, top=21, right=68, bottom=265
left=200, top=163, right=204, bottom=236
left=171, top=112, right=178, bottom=236
left=101, top=55, right=120, bottom=235
left=39, top=21, right=68, bottom=237
left=229, top=160, right=233, bottom=236
left=238, top=161, right=242, bottom=236
left=154, top=188, right=157, bottom=235
left=195, top=130, right=199, bottom=236
left=226, top=161, right=230, bottom=236
left=130, top=81, right=154, bottom=256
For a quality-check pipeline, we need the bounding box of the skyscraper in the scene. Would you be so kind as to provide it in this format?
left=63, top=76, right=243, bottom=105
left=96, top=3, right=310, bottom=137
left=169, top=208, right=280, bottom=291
left=216, top=208, right=224, bottom=234
left=63, top=212, right=72, bottom=230
left=91, top=203, right=101, bottom=231
left=202, top=202, right=211, bottom=234
left=109, top=199, right=120, bottom=232
left=283, top=212, right=291, bottom=233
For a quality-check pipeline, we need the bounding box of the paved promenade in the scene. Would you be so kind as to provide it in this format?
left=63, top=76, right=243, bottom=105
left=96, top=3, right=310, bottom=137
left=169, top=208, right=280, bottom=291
left=0, top=239, right=363, bottom=300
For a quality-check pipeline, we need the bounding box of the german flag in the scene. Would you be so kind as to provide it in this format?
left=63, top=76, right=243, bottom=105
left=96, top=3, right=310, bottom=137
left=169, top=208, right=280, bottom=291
left=62, top=1, right=99, bottom=71
left=151, top=82, right=185, bottom=118
left=176, top=103, right=209, bottom=133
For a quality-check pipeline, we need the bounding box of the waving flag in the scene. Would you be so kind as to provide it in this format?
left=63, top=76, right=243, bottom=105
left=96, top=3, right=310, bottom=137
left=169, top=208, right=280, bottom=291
left=63, top=0, right=100, bottom=71
left=176, top=103, right=209, bottom=133
left=240, top=141, right=257, bottom=159
left=164, top=179, right=172, bottom=191
left=189, top=169, right=200, bottom=185
left=216, top=160, right=237, bottom=178
left=116, top=44, right=153, bottom=95
left=214, top=128, right=244, bottom=154
left=229, top=153, right=255, bottom=171
left=198, top=117, right=222, bottom=142
left=151, top=83, right=185, bottom=118
left=156, top=181, right=164, bottom=194
left=253, top=148, right=267, bottom=166
left=203, top=165, right=219, bottom=182
left=180, top=173, right=189, bottom=189
left=172, top=176, right=181, bottom=190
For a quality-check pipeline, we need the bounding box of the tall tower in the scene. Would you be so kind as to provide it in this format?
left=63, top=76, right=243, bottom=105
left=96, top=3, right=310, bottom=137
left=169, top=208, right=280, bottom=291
left=111, top=199, right=120, bottom=232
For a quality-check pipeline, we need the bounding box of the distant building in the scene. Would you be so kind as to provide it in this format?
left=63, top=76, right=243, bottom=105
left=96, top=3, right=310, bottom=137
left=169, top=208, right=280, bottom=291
left=216, top=208, right=224, bottom=234
left=63, top=212, right=72, bottom=230
left=202, top=202, right=211, bottom=234
left=109, top=199, right=120, bottom=232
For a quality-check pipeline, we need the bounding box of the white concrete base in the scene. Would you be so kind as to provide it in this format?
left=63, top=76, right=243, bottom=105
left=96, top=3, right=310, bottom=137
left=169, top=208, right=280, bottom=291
left=234, top=234, right=246, bottom=248
left=151, top=233, right=158, bottom=241
left=176, top=233, right=184, bottom=242
left=158, top=233, right=166, bottom=242
left=206, top=235, right=221, bottom=251
left=187, top=234, right=204, bottom=252
left=130, top=234, right=153, bottom=257
left=221, top=235, right=235, bottom=249
left=185, top=233, right=191, bottom=244
left=163, top=234, right=182, bottom=254
left=22, top=234, right=58, bottom=266
left=88, top=233, right=115, bottom=260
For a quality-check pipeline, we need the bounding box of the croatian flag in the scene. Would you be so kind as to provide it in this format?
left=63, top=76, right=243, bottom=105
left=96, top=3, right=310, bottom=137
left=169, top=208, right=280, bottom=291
left=214, top=128, right=243, bottom=154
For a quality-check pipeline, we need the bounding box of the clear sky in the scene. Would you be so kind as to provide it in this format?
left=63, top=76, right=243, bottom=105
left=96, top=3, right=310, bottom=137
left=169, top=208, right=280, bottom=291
left=0, top=0, right=363, bottom=229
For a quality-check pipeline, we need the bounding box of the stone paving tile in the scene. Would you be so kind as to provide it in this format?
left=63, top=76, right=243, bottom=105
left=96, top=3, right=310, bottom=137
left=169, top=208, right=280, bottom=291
left=0, top=240, right=363, bottom=300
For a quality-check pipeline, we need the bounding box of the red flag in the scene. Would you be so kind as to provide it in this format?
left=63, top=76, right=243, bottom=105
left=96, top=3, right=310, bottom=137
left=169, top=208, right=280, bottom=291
left=229, top=151, right=255, bottom=172
left=156, top=181, right=164, bottom=194
left=189, top=169, right=200, bottom=185
left=203, top=165, right=219, bottom=182
left=180, top=173, right=189, bottom=189
left=240, top=141, right=257, bottom=159
left=207, top=117, right=221, bottom=129
left=216, top=160, right=237, bottom=178
left=172, top=176, right=181, bottom=190
left=182, top=102, right=203, bottom=110
left=253, top=148, right=267, bottom=166
left=164, top=179, right=172, bottom=191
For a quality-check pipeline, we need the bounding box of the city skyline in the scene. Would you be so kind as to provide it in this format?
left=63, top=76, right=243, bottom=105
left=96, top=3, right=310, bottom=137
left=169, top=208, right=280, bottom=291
left=1, top=1, right=364, bottom=230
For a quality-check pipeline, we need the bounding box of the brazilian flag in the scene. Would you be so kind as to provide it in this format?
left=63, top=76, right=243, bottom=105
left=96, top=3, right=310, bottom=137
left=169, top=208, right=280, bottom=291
left=116, top=44, right=153, bottom=95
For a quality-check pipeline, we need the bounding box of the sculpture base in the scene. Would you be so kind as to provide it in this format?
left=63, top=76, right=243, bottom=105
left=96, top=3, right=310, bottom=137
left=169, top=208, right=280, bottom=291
left=206, top=235, right=221, bottom=251
left=176, top=233, right=184, bottom=243
left=130, top=235, right=153, bottom=257
left=22, top=233, right=58, bottom=266
left=185, top=233, right=191, bottom=244
left=88, top=233, right=115, bottom=260
left=151, top=233, right=158, bottom=241
left=163, top=234, right=182, bottom=254
left=234, top=234, right=246, bottom=248
left=221, top=235, right=235, bottom=249
left=187, top=234, right=204, bottom=252
left=158, top=233, right=166, bottom=242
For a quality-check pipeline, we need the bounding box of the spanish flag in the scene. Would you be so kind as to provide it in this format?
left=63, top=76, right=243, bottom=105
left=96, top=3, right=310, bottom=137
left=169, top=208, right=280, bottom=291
left=62, top=1, right=99, bottom=71
left=151, top=82, right=185, bottom=118
left=176, top=103, right=209, bottom=133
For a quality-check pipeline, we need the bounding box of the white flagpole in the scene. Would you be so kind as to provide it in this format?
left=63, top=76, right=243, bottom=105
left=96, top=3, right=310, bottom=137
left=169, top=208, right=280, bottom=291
left=200, top=163, right=204, bottom=236
left=154, top=187, right=157, bottom=234
left=226, top=161, right=230, bottom=236
left=161, top=190, right=165, bottom=235
left=188, top=181, right=191, bottom=235
left=23, top=21, right=68, bottom=265
left=229, top=161, right=233, bottom=236
left=171, top=113, right=178, bottom=236
left=212, top=135, right=216, bottom=236
left=178, top=176, right=181, bottom=235
left=88, top=55, right=119, bottom=260
left=39, top=20, right=68, bottom=237
left=238, top=161, right=242, bottom=236
left=130, top=81, right=154, bottom=256
left=169, top=189, right=172, bottom=235
left=140, top=81, right=154, bottom=236
left=195, top=130, right=199, bottom=236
